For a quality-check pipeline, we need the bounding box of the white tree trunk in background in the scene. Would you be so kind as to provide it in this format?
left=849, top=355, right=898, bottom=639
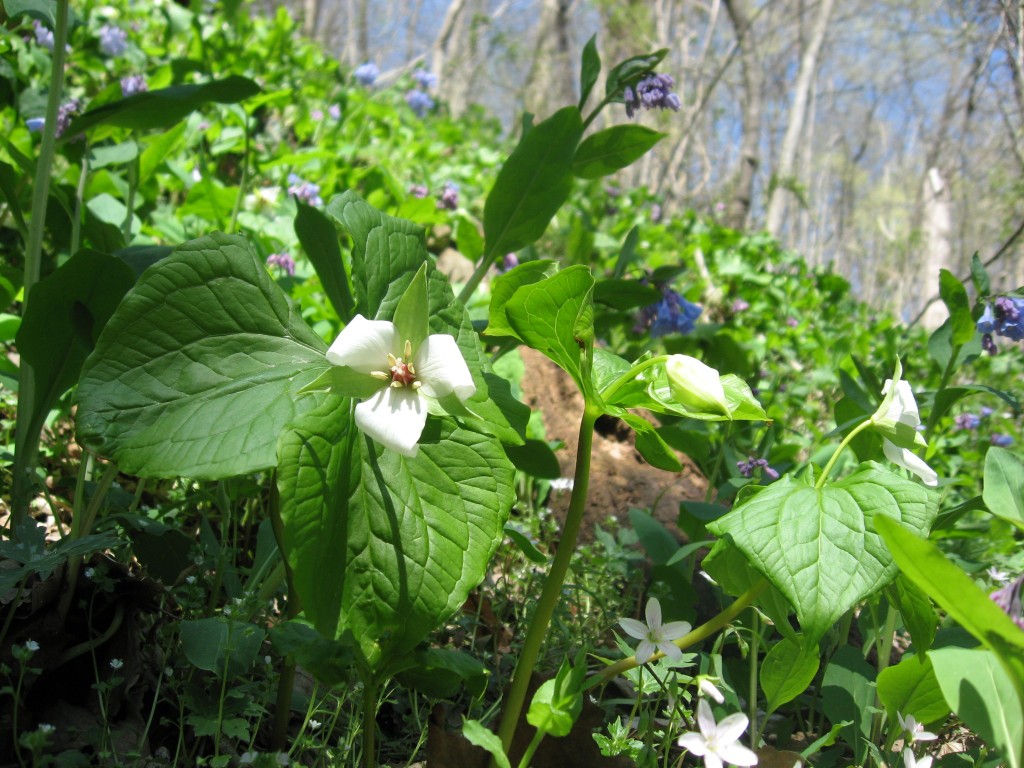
left=765, top=0, right=836, bottom=238
left=920, top=167, right=953, bottom=329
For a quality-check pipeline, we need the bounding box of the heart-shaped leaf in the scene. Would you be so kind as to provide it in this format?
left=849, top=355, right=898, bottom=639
left=76, top=233, right=329, bottom=478
left=708, top=463, right=938, bottom=643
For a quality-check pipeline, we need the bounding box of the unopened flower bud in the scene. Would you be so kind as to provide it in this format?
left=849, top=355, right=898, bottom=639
left=666, top=355, right=729, bottom=416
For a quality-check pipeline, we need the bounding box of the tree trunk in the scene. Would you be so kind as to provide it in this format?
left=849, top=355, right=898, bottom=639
left=919, top=168, right=953, bottom=329
left=722, top=0, right=763, bottom=231
left=523, top=0, right=576, bottom=116
left=765, top=0, right=836, bottom=238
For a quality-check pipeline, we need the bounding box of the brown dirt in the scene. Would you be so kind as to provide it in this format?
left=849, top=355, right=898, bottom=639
left=517, top=347, right=706, bottom=540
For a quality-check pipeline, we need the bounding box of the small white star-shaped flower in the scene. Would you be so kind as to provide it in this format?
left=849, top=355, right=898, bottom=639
left=897, top=712, right=937, bottom=743
left=326, top=314, right=476, bottom=457
left=677, top=699, right=759, bottom=768
left=903, top=747, right=933, bottom=768
left=618, top=597, right=691, bottom=664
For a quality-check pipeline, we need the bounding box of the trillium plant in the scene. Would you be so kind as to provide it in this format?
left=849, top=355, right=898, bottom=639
left=41, top=25, right=1013, bottom=768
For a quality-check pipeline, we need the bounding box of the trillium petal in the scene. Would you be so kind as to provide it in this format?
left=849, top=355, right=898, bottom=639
left=414, top=334, right=476, bottom=401
left=883, top=440, right=938, bottom=486
left=354, top=386, right=426, bottom=457
left=715, top=711, right=751, bottom=745
left=717, top=742, right=759, bottom=766
left=618, top=618, right=650, bottom=640
left=326, top=315, right=397, bottom=373
left=645, top=597, right=664, bottom=629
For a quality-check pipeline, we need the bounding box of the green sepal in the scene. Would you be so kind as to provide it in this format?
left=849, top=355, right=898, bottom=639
left=392, top=262, right=429, bottom=352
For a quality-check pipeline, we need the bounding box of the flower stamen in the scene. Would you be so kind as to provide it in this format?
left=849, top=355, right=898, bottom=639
left=388, top=341, right=419, bottom=388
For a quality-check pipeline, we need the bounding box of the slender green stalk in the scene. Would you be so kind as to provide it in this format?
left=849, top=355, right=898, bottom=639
left=456, top=251, right=495, bottom=306
left=816, top=419, right=873, bottom=489
left=493, top=404, right=600, bottom=760
left=122, top=146, right=139, bottom=242
left=70, top=150, right=89, bottom=255
left=588, top=578, right=769, bottom=687
left=600, top=354, right=670, bottom=401
left=516, top=729, right=545, bottom=768
left=705, top=422, right=733, bottom=502
left=228, top=112, right=251, bottom=232
left=12, top=0, right=71, bottom=527
left=748, top=610, right=759, bottom=749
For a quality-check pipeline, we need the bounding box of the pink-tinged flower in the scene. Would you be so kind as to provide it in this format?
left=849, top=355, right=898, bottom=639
left=618, top=597, right=691, bottom=664
left=678, top=699, right=759, bottom=768
left=326, top=315, right=476, bottom=457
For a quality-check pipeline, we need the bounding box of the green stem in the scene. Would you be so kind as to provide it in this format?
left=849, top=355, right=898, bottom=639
left=749, top=610, right=759, bottom=749
left=70, top=149, right=89, bottom=255
left=705, top=421, right=733, bottom=502
left=456, top=251, right=494, bottom=306
left=122, top=146, right=138, bottom=242
left=516, top=729, right=545, bottom=768
left=816, top=419, right=873, bottom=490
left=493, top=405, right=600, bottom=760
left=600, top=354, right=670, bottom=402
left=923, top=350, right=960, bottom=441
left=587, top=578, right=769, bottom=688
left=228, top=111, right=251, bottom=232
left=268, top=474, right=301, bottom=752
left=12, top=0, right=71, bottom=527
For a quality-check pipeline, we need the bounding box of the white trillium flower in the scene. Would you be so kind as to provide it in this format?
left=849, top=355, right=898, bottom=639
left=875, top=379, right=938, bottom=487
left=618, top=597, right=691, bottom=664
left=677, top=699, right=759, bottom=768
left=897, top=712, right=938, bottom=743
left=903, top=747, right=933, bottom=768
left=326, top=314, right=476, bottom=457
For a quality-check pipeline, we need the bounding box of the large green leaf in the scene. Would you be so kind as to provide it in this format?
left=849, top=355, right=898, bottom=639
left=876, top=653, right=948, bottom=727
left=983, top=447, right=1024, bottom=527
left=572, top=125, right=664, bottom=180
left=821, top=646, right=876, bottom=766
left=293, top=199, right=354, bottom=321
left=65, top=76, right=260, bottom=135
left=17, top=250, right=134, bottom=455
left=708, top=463, right=938, bottom=643
left=482, top=106, right=583, bottom=261
left=277, top=394, right=514, bottom=671
left=929, top=648, right=1022, bottom=768
left=760, top=635, right=820, bottom=714
left=499, top=265, right=595, bottom=396
left=76, top=233, right=329, bottom=478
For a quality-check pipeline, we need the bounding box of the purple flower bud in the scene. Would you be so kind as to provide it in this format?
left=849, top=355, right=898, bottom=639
left=980, top=406, right=994, bottom=418
left=55, top=99, right=83, bottom=139
left=436, top=181, right=458, bottom=211
left=408, top=184, right=428, bottom=199
left=786, top=317, right=799, bottom=328
left=650, top=203, right=663, bottom=223
left=405, top=89, right=434, bottom=117
left=266, top=252, right=296, bottom=277
left=502, top=253, right=519, bottom=271
left=354, top=62, right=379, bottom=87
left=413, top=68, right=437, bottom=89
left=991, top=433, right=1015, bottom=447
left=328, top=104, right=341, bottom=120
left=311, top=108, right=324, bottom=121
left=737, top=457, right=777, bottom=481
left=120, top=75, right=147, bottom=98
left=982, top=333, right=998, bottom=355
left=98, top=24, right=128, bottom=57
left=732, top=299, right=750, bottom=313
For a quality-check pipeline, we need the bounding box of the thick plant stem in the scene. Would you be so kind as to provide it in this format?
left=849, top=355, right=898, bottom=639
left=12, top=0, right=71, bottom=527
left=493, top=405, right=600, bottom=761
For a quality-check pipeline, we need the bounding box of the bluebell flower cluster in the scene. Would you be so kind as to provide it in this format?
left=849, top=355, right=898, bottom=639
left=978, top=295, right=1024, bottom=353
left=405, top=89, right=434, bottom=117
left=635, top=285, right=702, bottom=337
left=954, top=413, right=981, bottom=431
left=990, top=573, right=1024, bottom=630
left=413, top=68, right=437, bottom=89
left=354, top=62, right=379, bottom=87
left=991, top=433, right=1015, bottom=447
left=55, top=99, right=82, bottom=138
left=98, top=24, right=128, bottom=57
left=33, top=20, right=54, bottom=50
left=624, top=73, right=681, bottom=119
left=436, top=181, right=458, bottom=210
left=737, top=457, right=779, bottom=481
left=286, top=174, right=323, bottom=206
left=120, top=75, right=147, bottom=97
left=266, top=252, right=296, bottom=276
